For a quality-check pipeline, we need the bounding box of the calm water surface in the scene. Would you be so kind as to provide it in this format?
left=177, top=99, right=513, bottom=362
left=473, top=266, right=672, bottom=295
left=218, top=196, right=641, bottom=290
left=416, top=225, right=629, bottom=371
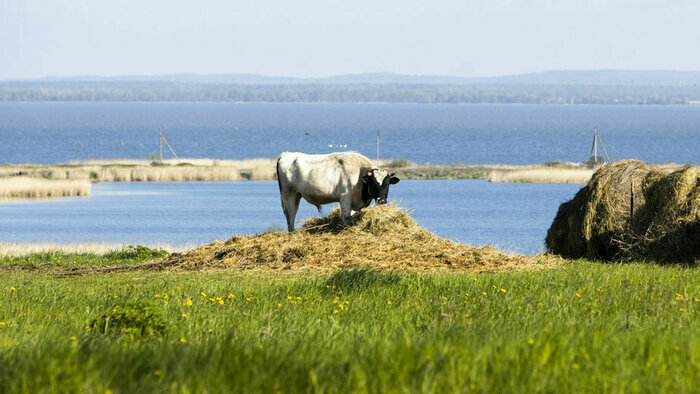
left=0, top=102, right=698, bottom=165
left=0, top=180, right=581, bottom=255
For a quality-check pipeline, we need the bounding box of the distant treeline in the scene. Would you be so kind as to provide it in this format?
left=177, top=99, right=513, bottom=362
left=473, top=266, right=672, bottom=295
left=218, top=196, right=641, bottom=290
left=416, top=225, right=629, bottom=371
left=1, top=82, right=699, bottom=104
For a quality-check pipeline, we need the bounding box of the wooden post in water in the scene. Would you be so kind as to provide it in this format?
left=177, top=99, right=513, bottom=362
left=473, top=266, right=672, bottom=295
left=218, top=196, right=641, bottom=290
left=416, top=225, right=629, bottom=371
left=376, top=129, right=380, bottom=162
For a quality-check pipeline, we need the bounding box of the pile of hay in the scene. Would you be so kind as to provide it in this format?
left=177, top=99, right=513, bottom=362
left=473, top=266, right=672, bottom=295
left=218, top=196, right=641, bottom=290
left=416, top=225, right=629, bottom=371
left=546, top=159, right=699, bottom=263
left=157, top=204, right=555, bottom=273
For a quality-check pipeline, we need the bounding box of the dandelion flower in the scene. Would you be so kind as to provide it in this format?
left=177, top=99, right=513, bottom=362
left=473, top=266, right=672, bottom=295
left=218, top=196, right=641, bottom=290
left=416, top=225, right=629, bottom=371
left=180, top=337, right=187, bottom=343
left=528, top=339, right=534, bottom=344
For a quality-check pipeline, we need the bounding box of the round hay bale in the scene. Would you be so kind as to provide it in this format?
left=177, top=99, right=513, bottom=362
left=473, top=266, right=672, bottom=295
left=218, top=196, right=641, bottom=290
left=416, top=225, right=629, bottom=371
left=623, top=167, right=699, bottom=263
left=545, top=160, right=660, bottom=260
left=546, top=160, right=699, bottom=263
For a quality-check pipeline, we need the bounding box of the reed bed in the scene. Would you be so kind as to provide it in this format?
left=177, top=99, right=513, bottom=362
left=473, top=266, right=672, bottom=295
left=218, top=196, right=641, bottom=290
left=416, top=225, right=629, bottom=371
left=0, top=242, right=191, bottom=256
left=1, top=158, right=278, bottom=182
left=0, top=177, right=91, bottom=200
left=488, top=168, right=595, bottom=184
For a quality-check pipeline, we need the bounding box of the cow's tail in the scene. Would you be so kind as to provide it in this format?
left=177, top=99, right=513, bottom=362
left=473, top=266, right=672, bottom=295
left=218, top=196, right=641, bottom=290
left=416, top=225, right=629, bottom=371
left=275, top=155, right=282, bottom=192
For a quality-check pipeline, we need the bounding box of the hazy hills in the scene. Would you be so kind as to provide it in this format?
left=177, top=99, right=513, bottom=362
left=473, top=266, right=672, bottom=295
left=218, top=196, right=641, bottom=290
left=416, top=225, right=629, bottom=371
left=8, top=70, right=700, bottom=86
left=2, top=70, right=700, bottom=104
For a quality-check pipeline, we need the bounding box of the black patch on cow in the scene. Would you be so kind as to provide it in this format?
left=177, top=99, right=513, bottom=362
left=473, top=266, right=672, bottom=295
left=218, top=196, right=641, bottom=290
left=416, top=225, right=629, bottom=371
left=362, top=171, right=400, bottom=207
left=362, top=177, right=376, bottom=207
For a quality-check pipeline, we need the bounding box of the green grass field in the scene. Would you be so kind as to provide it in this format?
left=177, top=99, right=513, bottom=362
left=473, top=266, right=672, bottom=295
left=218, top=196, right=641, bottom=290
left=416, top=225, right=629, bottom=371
left=0, top=251, right=698, bottom=393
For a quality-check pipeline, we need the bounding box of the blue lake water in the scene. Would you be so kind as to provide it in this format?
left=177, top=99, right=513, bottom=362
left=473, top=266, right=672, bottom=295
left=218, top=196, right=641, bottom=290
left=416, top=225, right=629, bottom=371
left=0, top=102, right=698, bottom=165
left=0, top=180, right=581, bottom=255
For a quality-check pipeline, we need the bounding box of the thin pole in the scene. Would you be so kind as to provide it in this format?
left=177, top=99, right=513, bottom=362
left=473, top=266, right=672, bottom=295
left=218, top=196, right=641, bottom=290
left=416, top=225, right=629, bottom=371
left=161, top=133, right=180, bottom=162
left=593, top=128, right=598, bottom=164
left=598, top=133, right=611, bottom=162
left=159, top=128, right=163, bottom=162
left=376, top=129, right=380, bottom=162
left=630, top=181, right=634, bottom=218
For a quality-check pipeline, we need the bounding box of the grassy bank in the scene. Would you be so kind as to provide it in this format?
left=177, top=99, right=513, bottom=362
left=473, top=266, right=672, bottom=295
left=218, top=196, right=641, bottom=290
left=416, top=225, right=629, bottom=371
left=0, top=253, right=697, bottom=393
left=0, top=242, right=189, bottom=257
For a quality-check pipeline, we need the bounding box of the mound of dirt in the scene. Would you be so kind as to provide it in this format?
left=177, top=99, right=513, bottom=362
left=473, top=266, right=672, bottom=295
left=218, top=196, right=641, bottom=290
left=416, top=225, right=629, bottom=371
left=157, top=204, right=556, bottom=273
left=546, top=160, right=699, bottom=263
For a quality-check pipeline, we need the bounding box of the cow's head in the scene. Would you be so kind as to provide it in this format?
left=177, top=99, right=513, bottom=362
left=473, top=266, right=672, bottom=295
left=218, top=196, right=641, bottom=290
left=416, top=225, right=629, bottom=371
left=363, top=168, right=400, bottom=205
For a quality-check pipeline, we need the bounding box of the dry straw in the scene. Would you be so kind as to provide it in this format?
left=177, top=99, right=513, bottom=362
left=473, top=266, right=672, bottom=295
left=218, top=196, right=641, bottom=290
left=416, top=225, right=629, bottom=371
left=0, top=177, right=91, bottom=200
left=488, top=168, right=594, bottom=184
left=156, top=204, right=558, bottom=273
left=546, top=159, right=699, bottom=263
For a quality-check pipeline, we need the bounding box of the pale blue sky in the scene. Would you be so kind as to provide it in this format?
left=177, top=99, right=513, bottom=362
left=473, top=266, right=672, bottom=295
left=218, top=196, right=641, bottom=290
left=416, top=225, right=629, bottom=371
left=2, top=0, right=700, bottom=80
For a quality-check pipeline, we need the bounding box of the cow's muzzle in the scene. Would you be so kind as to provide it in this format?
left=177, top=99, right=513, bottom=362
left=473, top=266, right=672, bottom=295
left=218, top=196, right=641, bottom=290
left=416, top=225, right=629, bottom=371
left=376, top=198, right=387, bottom=205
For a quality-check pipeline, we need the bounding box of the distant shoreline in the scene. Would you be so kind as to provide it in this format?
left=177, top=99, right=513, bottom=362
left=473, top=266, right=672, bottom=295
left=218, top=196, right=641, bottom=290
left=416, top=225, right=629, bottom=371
left=1, top=159, right=692, bottom=202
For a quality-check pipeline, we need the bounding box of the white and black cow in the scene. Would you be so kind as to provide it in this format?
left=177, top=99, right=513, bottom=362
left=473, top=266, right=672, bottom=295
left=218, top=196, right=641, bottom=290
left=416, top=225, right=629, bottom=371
left=276, top=152, right=400, bottom=232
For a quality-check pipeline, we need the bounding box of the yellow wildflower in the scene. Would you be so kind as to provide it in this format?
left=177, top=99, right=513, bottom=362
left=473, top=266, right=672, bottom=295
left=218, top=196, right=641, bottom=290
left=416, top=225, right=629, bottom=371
left=180, top=337, right=187, bottom=343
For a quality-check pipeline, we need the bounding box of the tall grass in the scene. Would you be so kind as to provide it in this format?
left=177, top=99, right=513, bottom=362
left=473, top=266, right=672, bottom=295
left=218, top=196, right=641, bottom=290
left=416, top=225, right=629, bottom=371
left=0, top=242, right=190, bottom=256
left=0, top=158, right=278, bottom=182
left=0, top=177, right=91, bottom=199
left=489, top=168, right=595, bottom=184
left=0, top=259, right=697, bottom=392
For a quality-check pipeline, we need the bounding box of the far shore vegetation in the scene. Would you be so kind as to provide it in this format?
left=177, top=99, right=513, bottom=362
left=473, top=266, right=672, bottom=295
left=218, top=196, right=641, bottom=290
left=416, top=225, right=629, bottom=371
left=0, top=158, right=692, bottom=201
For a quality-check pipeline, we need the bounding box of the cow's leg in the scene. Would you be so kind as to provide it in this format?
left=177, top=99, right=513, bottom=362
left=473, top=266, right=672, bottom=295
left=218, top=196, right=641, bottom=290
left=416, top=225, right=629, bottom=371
left=281, top=192, right=302, bottom=232
left=339, top=194, right=353, bottom=223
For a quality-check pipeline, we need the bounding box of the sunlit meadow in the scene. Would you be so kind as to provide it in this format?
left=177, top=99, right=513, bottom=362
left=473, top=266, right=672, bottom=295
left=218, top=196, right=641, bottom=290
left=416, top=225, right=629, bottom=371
left=0, top=251, right=697, bottom=393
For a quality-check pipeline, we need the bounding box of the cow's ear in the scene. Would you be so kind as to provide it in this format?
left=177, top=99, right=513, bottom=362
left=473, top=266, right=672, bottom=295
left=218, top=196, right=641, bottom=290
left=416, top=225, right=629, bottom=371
left=389, top=176, right=400, bottom=184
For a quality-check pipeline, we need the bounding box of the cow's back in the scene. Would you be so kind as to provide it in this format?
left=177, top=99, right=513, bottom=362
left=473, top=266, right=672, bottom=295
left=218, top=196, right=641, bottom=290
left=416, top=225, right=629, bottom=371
left=277, top=152, right=373, bottom=203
